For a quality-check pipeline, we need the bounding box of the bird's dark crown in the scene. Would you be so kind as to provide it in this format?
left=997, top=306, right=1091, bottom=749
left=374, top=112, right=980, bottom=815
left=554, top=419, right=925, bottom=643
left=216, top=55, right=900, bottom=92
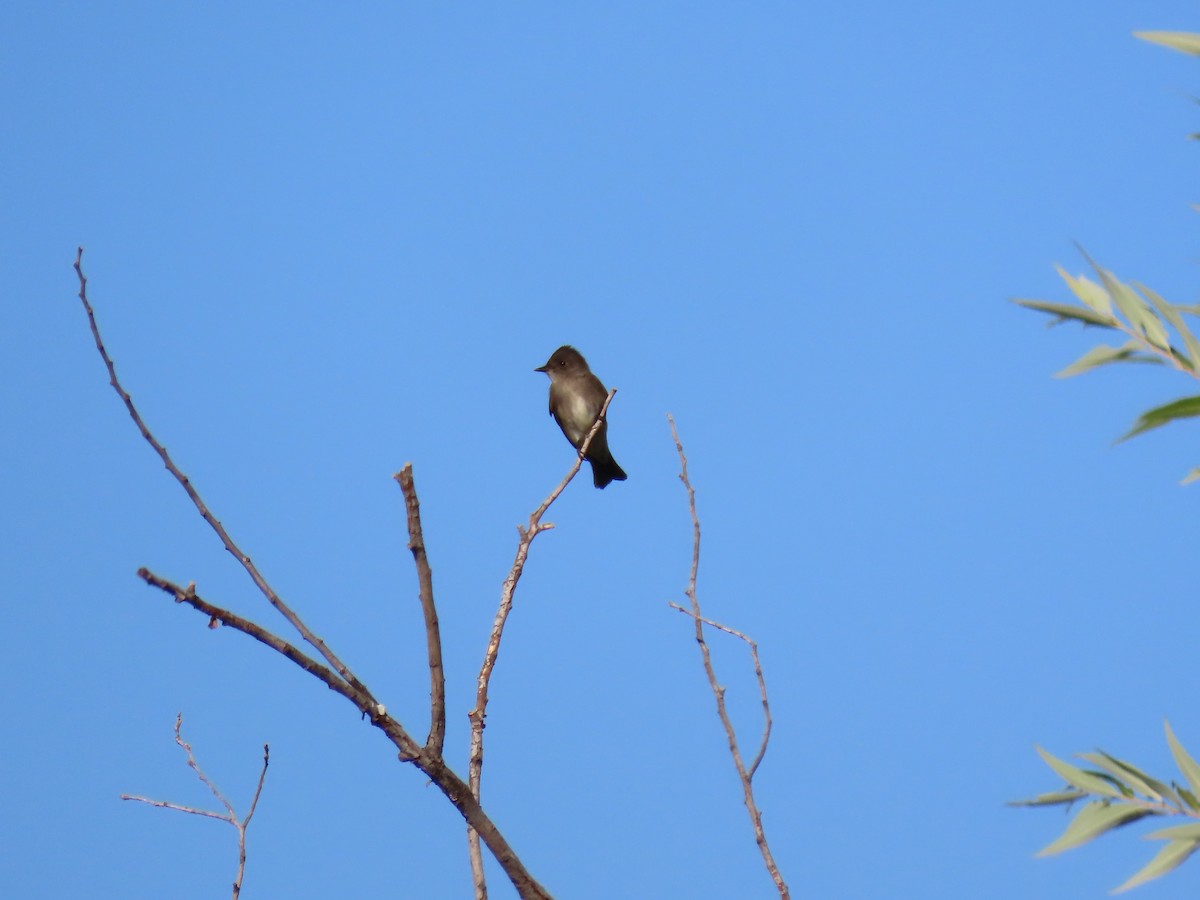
left=536, top=345, right=588, bottom=373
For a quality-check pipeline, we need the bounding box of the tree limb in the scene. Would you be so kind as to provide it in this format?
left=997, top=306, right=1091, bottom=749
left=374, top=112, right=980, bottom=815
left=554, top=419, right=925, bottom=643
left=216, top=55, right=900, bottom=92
left=75, top=251, right=553, bottom=900
left=73, top=247, right=374, bottom=704
left=394, top=464, right=446, bottom=757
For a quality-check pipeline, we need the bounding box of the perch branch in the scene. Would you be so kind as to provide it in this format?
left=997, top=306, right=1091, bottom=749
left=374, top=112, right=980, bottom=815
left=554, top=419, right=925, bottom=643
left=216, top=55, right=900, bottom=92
left=667, top=414, right=789, bottom=899
left=465, top=392, right=616, bottom=900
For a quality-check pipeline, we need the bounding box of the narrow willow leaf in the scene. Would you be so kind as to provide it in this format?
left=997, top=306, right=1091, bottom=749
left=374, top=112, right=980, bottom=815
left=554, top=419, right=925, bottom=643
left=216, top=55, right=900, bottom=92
left=1103, top=273, right=1170, bottom=350
left=1036, top=801, right=1153, bottom=857
left=1056, top=266, right=1114, bottom=317
left=1008, top=789, right=1088, bottom=807
left=1177, top=786, right=1200, bottom=812
left=1054, top=343, right=1145, bottom=378
left=1166, top=722, right=1200, bottom=798
left=1181, top=468, right=1200, bottom=486
left=1014, top=299, right=1116, bottom=328
left=1075, top=250, right=1169, bottom=347
left=1134, top=31, right=1200, bottom=56
left=1138, top=283, right=1200, bottom=372
left=1079, top=752, right=1163, bottom=801
left=1101, top=753, right=1183, bottom=807
left=1112, top=839, right=1199, bottom=894
left=1119, top=397, right=1200, bottom=443
left=1145, top=822, right=1200, bottom=841
left=1036, top=747, right=1126, bottom=798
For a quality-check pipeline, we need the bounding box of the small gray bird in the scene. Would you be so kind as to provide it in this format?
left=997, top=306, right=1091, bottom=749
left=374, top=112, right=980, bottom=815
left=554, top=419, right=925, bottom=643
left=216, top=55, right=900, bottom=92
left=535, top=345, right=627, bottom=489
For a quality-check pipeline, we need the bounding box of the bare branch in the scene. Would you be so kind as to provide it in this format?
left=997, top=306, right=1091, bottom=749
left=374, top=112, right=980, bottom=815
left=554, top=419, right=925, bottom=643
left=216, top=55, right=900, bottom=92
left=137, top=568, right=370, bottom=712
left=121, top=715, right=269, bottom=900
left=79, top=253, right=553, bottom=899
left=667, top=414, right=790, bottom=899
left=136, top=570, right=551, bottom=897
left=243, top=743, right=270, bottom=831
left=465, top=393, right=616, bottom=899
left=394, top=464, right=446, bottom=758
left=175, top=711, right=238, bottom=818
left=73, top=247, right=374, bottom=704
left=668, top=603, right=773, bottom=779
left=119, top=794, right=229, bottom=821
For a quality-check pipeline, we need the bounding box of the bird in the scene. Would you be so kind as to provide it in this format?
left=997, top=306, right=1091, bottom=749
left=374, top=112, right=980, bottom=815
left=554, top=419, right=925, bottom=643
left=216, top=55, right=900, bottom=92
left=535, top=345, right=627, bottom=489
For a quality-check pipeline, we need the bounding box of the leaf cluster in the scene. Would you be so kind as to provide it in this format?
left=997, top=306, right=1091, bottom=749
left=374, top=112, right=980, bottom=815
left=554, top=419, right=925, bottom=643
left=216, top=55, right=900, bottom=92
left=1012, top=722, right=1200, bottom=893
left=1016, top=253, right=1200, bottom=483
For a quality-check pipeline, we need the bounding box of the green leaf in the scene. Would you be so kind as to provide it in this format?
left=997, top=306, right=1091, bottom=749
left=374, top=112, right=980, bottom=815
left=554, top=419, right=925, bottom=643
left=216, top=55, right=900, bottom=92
left=1137, top=283, right=1200, bottom=371
left=1118, top=396, right=1200, bottom=443
left=1166, top=721, right=1200, bottom=799
left=1056, top=266, right=1114, bottom=317
left=1054, top=343, right=1158, bottom=378
left=1008, top=789, right=1088, bottom=808
left=1078, top=752, right=1166, bottom=802
left=1145, top=822, right=1200, bottom=841
left=1036, top=801, right=1153, bottom=857
left=1073, top=250, right=1170, bottom=348
left=1015, top=299, right=1117, bottom=328
left=1100, top=272, right=1170, bottom=350
left=1180, top=468, right=1200, bottom=486
left=1036, top=746, right=1127, bottom=798
left=1134, top=31, right=1200, bottom=56
left=1112, top=839, right=1199, bottom=894
left=1177, top=786, right=1200, bottom=813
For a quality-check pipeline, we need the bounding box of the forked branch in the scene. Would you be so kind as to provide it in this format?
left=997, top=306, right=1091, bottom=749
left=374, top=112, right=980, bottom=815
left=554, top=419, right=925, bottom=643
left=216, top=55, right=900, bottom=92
left=667, top=414, right=790, bottom=899
left=74, top=250, right=551, bottom=900
left=121, top=714, right=269, bottom=900
left=73, top=248, right=373, bottom=703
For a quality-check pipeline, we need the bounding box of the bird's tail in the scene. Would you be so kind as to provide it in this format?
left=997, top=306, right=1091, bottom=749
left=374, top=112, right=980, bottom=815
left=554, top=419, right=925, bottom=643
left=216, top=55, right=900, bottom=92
left=591, top=454, right=628, bottom=489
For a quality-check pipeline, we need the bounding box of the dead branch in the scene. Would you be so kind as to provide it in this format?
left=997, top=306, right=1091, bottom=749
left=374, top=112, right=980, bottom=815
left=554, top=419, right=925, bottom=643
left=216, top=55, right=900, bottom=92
left=73, top=248, right=374, bottom=704
left=667, top=602, right=773, bottom=778
left=121, top=714, right=269, bottom=900
left=667, top=414, right=790, bottom=899
left=465, top=394, right=616, bottom=900
left=394, top=464, right=446, bottom=757
left=75, top=250, right=552, bottom=900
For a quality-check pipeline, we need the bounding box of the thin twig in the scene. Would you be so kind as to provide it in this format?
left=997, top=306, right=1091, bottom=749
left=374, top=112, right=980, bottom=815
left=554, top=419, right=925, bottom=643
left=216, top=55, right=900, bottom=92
left=120, top=715, right=270, bottom=900
left=667, top=602, right=773, bottom=779
left=667, top=414, right=790, bottom=900
left=465, top=392, right=616, bottom=900
left=76, top=253, right=552, bottom=900
left=176, top=711, right=238, bottom=819
left=137, top=569, right=370, bottom=713
left=394, top=464, right=446, bottom=757
left=73, top=247, right=374, bottom=705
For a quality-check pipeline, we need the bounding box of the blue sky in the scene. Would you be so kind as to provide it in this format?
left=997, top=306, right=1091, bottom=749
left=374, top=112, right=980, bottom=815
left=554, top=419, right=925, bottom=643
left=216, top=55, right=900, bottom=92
left=5, top=2, right=1200, bottom=897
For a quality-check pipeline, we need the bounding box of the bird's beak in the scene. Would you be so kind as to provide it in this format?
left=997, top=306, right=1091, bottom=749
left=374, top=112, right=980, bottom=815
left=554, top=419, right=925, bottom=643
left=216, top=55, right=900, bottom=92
left=534, top=364, right=548, bottom=373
